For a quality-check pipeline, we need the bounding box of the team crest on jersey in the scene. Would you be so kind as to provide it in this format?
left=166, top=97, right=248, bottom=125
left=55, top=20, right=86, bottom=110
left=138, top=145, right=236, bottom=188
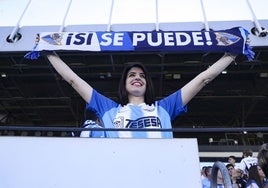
left=113, top=116, right=124, bottom=128
left=42, top=33, right=63, bottom=45
left=214, top=32, right=240, bottom=46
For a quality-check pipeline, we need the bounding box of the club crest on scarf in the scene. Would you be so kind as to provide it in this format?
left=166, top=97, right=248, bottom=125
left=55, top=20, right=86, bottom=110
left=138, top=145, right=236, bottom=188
left=214, top=32, right=241, bottom=46
left=42, top=33, right=63, bottom=45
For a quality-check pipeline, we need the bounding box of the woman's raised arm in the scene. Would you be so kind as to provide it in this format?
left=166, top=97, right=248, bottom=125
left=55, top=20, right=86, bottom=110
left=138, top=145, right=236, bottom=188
left=46, top=53, right=93, bottom=103
left=181, top=53, right=236, bottom=106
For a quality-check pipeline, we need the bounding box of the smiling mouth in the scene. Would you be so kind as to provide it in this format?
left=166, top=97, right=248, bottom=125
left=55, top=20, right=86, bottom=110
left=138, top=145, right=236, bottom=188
left=132, top=82, right=142, bottom=86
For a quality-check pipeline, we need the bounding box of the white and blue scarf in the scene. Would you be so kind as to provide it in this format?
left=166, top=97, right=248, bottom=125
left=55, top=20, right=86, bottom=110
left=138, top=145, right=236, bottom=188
left=24, top=27, right=254, bottom=60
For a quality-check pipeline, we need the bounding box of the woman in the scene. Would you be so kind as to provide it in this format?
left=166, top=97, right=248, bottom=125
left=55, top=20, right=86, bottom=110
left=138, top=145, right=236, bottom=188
left=47, top=52, right=236, bottom=138
left=246, top=165, right=267, bottom=188
left=258, top=144, right=268, bottom=178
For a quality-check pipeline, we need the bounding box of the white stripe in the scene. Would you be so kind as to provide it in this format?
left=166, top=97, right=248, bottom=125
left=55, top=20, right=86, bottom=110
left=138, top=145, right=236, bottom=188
left=142, top=104, right=162, bottom=138
left=118, top=105, right=132, bottom=138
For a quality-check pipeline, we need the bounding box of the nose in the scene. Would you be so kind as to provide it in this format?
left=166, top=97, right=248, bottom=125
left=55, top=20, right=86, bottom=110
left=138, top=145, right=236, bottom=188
left=134, top=75, right=142, bottom=80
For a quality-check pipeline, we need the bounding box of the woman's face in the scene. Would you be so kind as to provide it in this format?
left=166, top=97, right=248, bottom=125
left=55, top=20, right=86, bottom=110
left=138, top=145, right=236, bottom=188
left=125, top=67, right=146, bottom=97
left=257, top=166, right=266, bottom=178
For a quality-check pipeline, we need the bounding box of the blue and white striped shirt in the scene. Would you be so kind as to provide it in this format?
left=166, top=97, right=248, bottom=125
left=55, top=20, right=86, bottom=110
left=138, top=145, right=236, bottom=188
left=86, top=89, right=187, bottom=138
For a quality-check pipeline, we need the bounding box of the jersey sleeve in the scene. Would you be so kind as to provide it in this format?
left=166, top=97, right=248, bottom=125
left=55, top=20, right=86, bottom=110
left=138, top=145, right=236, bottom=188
left=86, top=89, right=118, bottom=119
left=158, top=89, right=187, bottom=120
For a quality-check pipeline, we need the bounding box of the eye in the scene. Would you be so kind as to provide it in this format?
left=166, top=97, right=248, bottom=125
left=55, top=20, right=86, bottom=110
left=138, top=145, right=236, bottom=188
left=140, top=73, right=145, bottom=79
left=128, top=72, right=136, bottom=77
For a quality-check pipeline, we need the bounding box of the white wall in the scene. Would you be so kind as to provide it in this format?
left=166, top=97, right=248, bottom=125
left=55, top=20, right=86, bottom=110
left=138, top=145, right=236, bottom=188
left=0, top=137, right=201, bottom=188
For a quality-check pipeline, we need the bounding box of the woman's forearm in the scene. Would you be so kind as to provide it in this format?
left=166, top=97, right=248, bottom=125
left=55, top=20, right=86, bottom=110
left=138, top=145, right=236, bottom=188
left=46, top=53, right=93, bottom=103
left=181, top=53, right=236, bottom=106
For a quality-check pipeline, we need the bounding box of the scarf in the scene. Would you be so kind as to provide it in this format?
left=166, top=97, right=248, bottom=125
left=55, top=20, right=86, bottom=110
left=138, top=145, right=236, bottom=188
left=24, top=27, right=254, bottom=60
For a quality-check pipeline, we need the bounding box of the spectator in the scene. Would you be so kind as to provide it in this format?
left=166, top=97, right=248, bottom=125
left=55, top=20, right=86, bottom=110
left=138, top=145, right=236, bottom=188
left=46, top=51, right=238, bottom=138
left=229, top=156, right=238, bottom=169
left=227, top=163, right=246, bottom=188
left=236, top=168, right=248, bottom=188
left=239, top=150, right=258, bottom=178
left=258, top=143, right=268, bottom=178
left=246, top=165, right=267, bottom=188
left=79, top=109, right=106, bottom=138
left=201, top=166, right=208, bottom=179
left=79, top=120, right=106, bottom=138
left=217, top=170, right=225, bottom=188
left=202, top=166, right=212, bottom=188
left=68, top=109, right=106, bottom=137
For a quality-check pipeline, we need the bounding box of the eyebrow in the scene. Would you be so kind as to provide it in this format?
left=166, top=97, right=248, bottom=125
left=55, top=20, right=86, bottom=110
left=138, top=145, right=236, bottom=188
left=128, top=72, right=145, bottom=75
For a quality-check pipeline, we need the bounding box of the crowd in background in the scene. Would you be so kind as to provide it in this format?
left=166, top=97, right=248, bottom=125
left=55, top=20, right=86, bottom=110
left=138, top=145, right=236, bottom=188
left=201, top=144, right=268, bottom=188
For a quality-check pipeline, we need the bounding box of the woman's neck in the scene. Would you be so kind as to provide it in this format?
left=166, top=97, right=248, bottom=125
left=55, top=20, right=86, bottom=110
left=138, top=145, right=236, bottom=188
left=128, top=96, right=145, bottom=105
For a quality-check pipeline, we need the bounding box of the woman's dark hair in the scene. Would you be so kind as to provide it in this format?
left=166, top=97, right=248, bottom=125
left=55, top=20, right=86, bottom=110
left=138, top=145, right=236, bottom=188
left=118, top=62, right=155, bottom=106
left=258, top=143, right=268, bottom=177
left=248, top=165, right=264, bottom=188
left=204, top=166, right=212, bottom=177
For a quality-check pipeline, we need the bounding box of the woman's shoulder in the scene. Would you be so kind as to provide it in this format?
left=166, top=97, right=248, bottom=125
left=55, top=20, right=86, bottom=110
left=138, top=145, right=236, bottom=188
left=246, top=179, right=259, bottom=188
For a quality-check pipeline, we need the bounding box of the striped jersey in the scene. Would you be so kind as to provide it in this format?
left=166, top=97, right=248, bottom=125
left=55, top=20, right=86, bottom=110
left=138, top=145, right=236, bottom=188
left=86, top=89, right=187, bottom=138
